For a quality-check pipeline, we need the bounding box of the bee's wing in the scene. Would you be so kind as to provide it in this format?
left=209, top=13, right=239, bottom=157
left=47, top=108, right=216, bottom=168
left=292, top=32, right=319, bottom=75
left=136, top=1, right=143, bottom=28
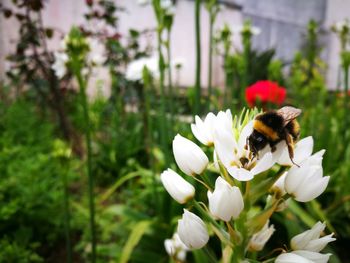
left=277, top=106, right=302, bottom=126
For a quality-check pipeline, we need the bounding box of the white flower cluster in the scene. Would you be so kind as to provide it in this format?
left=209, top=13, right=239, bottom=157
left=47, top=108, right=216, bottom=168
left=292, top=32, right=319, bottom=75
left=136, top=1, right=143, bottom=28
left=52, top=36, right=106, bottom=79
left=332, top=19, right=350, bottom=33
left=138, top=0, right=176, bottom=15
left=231, top=24, right=261, bottom=36
left=125, top=56, right=159, bottom=82
left=125, top=56, right=186, bottom=82
left=160, top=109, right=334, bottom=261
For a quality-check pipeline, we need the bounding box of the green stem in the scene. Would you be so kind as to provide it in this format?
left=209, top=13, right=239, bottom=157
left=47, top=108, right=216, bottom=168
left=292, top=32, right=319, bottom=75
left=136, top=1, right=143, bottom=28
left=344, top=65, right=349, bottom=139
left=166, top=31, right=175, bottom=135
left=193, top=176, right=211, bottom=191
left=223, top=46, right=230, bottom=109
left=157, top=27, right=170, bottom=165
left=61, top=160, right=72, bottom=263
left=194, top=0, right=201, bottom=116
left=143, top=71, right=160, bottom=213
left=77, top=72, right=96, bottom=263
left=193, top=201, right=225, bottom=234
left=241, top=34, right=251, bottom=105
left=207, top=8, right=214, bottom=111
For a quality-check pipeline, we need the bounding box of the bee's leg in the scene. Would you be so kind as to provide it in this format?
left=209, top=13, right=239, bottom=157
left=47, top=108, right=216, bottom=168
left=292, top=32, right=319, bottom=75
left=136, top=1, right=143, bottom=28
left=286, top=134, right=300, bottom=167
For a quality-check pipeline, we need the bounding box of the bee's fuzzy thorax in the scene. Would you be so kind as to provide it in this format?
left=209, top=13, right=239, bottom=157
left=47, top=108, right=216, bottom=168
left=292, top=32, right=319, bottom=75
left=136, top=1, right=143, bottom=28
left=253, top=111, right=284, bottom=141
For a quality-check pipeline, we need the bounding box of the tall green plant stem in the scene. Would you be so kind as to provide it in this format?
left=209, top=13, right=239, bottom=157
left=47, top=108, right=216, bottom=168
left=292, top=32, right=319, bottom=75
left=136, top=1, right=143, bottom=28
left=194, top=0, right=202, bottom=116
left=166, top=31, right=175, bottom=134
left=157, top=27, right=170, bottom=165
left=241, top=28, right=251, bottom=104
left=61, top=159, right=72, bottom=263
left=76, top=72, right=97, bottom=263
left=142, top=69, right=160, bottom=211
left=207, top=7, right=214, bottom=111
left=344, top=65, right=349, bottom=137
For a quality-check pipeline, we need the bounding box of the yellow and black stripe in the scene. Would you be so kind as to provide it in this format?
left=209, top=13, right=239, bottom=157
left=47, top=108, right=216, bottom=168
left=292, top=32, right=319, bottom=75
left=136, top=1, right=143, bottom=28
left=253, top=112, right=284, bottom=142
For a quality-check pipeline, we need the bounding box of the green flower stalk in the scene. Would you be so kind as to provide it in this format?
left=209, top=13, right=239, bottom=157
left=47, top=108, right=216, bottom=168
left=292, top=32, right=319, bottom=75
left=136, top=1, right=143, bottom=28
left=332, top=20, right=350, bottom=139
left=205, top=0, right=219, bottom=111
left=64, top=27, right=97, bottom=262
left=52, top=140, right=73, bottom=263
left=241, top=20, right=253, bottom=102
left=142, top=67, right=160, bottom=210
left=164, top=5, right=175, bottom=136
left=152, top=0, right=171, bottom=165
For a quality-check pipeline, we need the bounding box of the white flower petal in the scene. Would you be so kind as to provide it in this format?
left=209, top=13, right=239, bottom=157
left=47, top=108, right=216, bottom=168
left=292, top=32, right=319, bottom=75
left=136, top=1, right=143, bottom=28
left=250, top=152, right=275, bottom=175
left=208, top=177, right=244, bottom=221
left=249, top=221, right=275, bottom=251
left=160, top=168, right=195, bottom=204
left=278, top=137, right=314, bottom=166
left=227, top=166, right=254, bottom=181
left=291, top=222, right=335, bottom=253
left=178, top=209, right=209, bottom=249
left=275, top=252, right=313, bottom=263
left=173, top=134, right=209, bottom=176
left=292, top=250, right=331, bottom=263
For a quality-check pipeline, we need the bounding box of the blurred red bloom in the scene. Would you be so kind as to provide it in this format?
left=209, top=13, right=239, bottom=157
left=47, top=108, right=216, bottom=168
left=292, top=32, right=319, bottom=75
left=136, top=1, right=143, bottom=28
left=245, top=80, right=287, bottom=107
left=86, top=0, right=93, bottom=6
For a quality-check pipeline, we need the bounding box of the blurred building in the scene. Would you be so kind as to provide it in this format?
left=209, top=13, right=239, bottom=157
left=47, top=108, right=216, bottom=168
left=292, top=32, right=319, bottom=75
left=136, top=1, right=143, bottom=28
left=0, top=0, right=349, bottom=91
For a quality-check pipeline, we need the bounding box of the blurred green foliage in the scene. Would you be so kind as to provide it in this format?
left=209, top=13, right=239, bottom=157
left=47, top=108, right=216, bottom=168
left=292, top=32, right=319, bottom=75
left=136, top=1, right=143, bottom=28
left=0, top=1, right=350, bottom=262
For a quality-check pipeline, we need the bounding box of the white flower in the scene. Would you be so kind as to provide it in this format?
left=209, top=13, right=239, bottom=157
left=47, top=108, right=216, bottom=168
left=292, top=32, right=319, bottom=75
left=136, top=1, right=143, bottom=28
left=284, top=151, right=329, bottom=202
left=125, top=56, right=159, bottom=81
left=277, top=136, right=314, bottom=166
left=137, top=0, right=151, bottom=6
left=214, top=111, right=281, bottom=181
left=160, top=0, right=176, bottom=15
left=172, top=134, right=209, bottom=176
left=52, top=52, right=68, bottom=79
left=177, top=209, right=209, bottom=249
left=160, top=168, right=195, bottom=204
left=160, top=0, right=172, bottom=9
left=164, top=233, right=188, bottom=261
left=207, top=177, right=244, bottom=221
left=248, top=220, right=275, bottom=251
left=231, top=25, right=261, bottom=35
left=271, top=171, right=287, bottom=196
left=291, top=222, right=335, bottom=252
left=191, top=113, right=216, bottom=146
left=276, top=251, right=331, bottom=263
left=87, top=38, right=106, bottom=66
left=333, top=19, right=350, bottom=32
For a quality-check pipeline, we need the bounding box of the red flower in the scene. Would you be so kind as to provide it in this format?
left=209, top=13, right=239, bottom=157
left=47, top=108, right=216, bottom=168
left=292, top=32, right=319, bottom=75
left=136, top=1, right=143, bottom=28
left=86, top=0, right=93, bottom=6
left=245, top=80, right=287, bottom=107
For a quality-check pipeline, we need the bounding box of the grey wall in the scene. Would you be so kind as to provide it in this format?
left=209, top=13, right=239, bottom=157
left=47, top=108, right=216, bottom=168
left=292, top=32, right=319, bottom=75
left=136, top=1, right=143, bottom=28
left=0, top=0, right=349, bottom=91
left=242, top=0, right=327, bottom=62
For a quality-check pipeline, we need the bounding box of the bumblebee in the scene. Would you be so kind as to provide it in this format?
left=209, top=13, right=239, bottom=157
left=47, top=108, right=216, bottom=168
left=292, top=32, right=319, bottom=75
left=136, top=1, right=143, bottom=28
left=247, top=106, right=302, bottom=165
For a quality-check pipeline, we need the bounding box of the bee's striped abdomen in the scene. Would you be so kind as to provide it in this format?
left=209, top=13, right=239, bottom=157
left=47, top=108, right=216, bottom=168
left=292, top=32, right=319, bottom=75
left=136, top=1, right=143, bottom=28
left=286, top=119, right=300, bottom=141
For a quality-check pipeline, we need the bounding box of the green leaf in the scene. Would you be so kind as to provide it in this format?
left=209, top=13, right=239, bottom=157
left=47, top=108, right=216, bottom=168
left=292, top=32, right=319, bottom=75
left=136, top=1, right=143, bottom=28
left=308, top=200, right=336, bottom=234
left=98, top=171, right=141, bottom=203
left=287, top=200, right=317, bottom=228
left=119, top=220, right=152, bottom=263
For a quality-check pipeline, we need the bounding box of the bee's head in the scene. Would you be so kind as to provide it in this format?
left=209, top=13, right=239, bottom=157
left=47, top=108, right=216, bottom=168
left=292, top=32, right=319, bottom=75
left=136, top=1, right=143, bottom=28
left=247, top=130, right=268, bottom=157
